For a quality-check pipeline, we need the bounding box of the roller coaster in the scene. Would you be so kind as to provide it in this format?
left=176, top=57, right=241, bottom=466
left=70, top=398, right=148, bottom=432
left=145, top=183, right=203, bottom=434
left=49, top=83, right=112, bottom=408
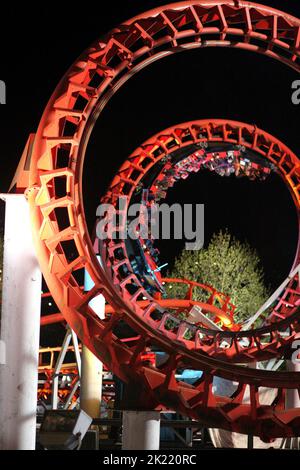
left=15, top=1, right=300, bottom=442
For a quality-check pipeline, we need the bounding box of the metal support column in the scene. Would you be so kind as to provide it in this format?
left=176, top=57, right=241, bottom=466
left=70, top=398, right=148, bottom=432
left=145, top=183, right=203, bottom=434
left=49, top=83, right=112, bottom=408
left=80, top=268, right=105, bottom=419
left=122, top=410, right=161, bottom=450
left=0, top=194, right=42, bottom=450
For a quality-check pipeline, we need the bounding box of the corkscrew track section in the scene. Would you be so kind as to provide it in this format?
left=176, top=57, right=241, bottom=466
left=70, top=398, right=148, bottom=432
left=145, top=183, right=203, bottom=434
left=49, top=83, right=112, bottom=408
left=26, top=2, right=300, bottom=438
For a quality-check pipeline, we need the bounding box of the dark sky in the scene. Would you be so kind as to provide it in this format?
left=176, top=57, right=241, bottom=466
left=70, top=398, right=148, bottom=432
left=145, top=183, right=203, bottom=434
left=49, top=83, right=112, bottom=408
left=1, top=0, right=300, bottom=291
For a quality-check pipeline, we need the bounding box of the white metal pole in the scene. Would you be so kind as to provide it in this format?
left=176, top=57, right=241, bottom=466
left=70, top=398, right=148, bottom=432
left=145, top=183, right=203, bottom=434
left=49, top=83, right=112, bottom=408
left=0, top=194, right=42, bottom=450
left=286, top=360, right=300, bottom=409
left=122, top=410, right=161, bottom=450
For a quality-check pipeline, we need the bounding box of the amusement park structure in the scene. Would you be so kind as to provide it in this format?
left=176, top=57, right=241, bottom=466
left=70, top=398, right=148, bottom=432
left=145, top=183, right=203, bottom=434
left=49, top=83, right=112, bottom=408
left=1, top=0, right=300, bottom=450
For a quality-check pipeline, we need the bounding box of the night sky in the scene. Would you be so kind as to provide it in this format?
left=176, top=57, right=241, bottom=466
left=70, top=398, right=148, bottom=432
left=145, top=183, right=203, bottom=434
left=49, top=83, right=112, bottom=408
left=1, top=0, right=300, bottom=295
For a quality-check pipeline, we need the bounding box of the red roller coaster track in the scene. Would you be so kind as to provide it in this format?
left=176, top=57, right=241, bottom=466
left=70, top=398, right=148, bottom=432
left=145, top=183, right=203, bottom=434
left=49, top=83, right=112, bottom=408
left=22, top=1, right=300, bottom=439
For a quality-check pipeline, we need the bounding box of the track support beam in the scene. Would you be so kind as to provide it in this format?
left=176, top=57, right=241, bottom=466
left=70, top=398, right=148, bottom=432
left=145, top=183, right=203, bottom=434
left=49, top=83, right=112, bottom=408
left=80, top=345, right=103, bottom=418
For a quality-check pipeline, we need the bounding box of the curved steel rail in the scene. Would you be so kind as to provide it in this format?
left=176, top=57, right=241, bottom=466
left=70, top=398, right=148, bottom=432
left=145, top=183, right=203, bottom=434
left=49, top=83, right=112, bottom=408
left=101, top=119, right=300, bottom=362
left=25, top=1, right=300, bottom=438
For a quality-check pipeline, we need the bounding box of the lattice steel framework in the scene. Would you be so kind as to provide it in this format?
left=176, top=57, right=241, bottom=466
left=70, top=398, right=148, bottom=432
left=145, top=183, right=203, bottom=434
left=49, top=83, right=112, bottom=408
left=24, top=2, right=300, bottom=439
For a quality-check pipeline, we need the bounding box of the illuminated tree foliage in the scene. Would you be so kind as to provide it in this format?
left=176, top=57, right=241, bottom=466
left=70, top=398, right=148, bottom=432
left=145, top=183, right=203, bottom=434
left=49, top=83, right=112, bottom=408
left=166, top=230, right=270, bottom=323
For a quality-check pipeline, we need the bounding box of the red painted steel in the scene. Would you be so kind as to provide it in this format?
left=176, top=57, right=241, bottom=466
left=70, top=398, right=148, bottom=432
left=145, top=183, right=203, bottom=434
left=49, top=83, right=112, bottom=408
left=24, top=2, right=300, bottom=438
left=40, top=277, right=238, bottom=329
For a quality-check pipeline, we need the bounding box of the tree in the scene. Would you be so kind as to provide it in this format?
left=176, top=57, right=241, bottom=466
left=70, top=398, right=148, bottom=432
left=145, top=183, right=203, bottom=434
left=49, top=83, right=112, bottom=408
left=166, top=230, right=270, bottom=323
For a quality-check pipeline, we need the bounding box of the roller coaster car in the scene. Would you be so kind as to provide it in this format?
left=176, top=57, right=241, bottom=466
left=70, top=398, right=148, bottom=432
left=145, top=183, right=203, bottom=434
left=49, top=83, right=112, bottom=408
left=140, top=242, right=165, bottom=293
left=126, top=235, right=165, bottom=295
left=123, top=192, right=166, bottom=294
left=235, top=158, right=272, bottom=180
